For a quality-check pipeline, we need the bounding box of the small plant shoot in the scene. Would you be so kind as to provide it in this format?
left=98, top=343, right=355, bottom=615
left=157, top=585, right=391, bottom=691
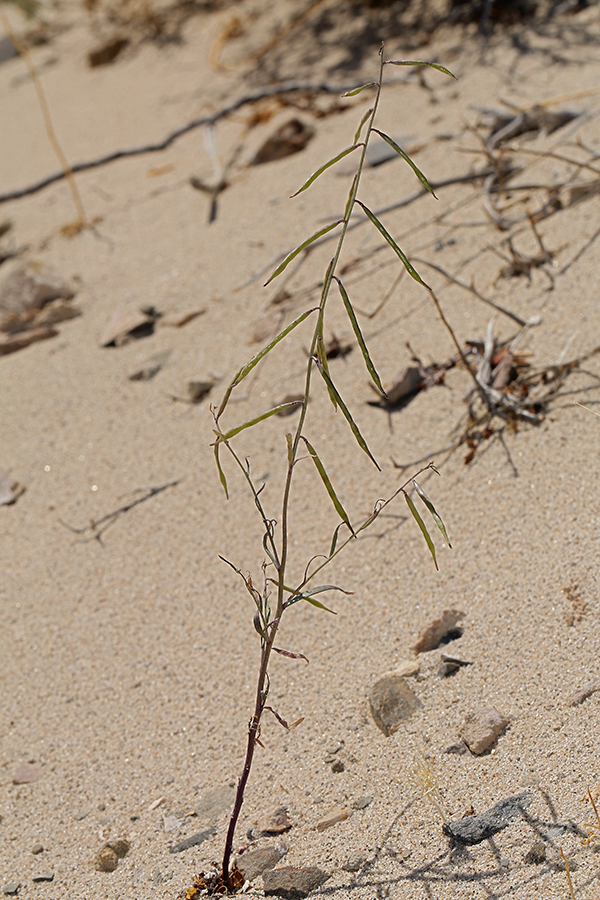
left=206, top=46, right=453, bottom=894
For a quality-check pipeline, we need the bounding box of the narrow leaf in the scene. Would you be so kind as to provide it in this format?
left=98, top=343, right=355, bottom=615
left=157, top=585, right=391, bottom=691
left=329, top=521, right=348, bottom=558
left=404, top=491, right=438, bottom=570
left=354, top=107, right=373, bottom=144
left=355, top=201, right=430, bottom=288
left=316, top=334, right=337, bottom=411
left=344, top=173, right=359, bottom=222
left=314, top=357, right=381, bottom=470
left=283, top=583, right=353, bottom=600
left=223, top=402, right=302, bottom=440
left=264, top=221, right=342, bottom=285
left=262, top=530, right=278, bottom=566
left=286, top=432, right=294, bottom=466
left=372, top=129, right=437, bottom=197
left=265, top=706, right=290, bottom=729
left=289, top=717, right=304, bottom=729
left=302, top=437, right=353, bottom=530
left=214, top=441, right=228, bottom=498
left=342, top=82, right=378, bottom=97
left=273, top=647, right=309, bottom=663
left=291, top=145, right=362, bottom=197
left=412, top=479, right=452, bottom=548
left=385, top=59, right=456, bottom=79
left=334, top=277, right=384, bottom=394
left=217, top=307, right=316, bottom=417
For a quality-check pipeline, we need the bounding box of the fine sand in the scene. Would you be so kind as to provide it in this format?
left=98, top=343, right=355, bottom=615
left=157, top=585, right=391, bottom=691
left=1, top=1, right=600, bottom=897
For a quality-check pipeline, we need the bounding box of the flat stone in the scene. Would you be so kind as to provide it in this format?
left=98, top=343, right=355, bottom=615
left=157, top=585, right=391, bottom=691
left=31, top=872, right=54, bottom=883
left=369, top=675, right=422, bottom=736
left=163, top=813, right=183, bottom=832
left=12, top=763, right=41, bottom=785
left=99, top=306, right=155, bottom=347
left=259, top=807, right=292, bottom=834
left=31, top=844, right=44, bottom=855
left=412, top=609, right=464, bottom=654
left=169, top=826, right=216, bottom=853
left=443, top=792, right=532, bottom=845
left=263, top=865, right=329, bottom=898
left=2, top=885, right=20, bottom=896
left=0, top=260, right=74, bottom=329
left=460, top=706, right=510, bottom=755
left=235, top=846, right=287, bottom=882
left=195, top=784, right=235, bottom=824
left=352, top=796, right=374, bottom=810
left=316, top=804, right=352, bottom=831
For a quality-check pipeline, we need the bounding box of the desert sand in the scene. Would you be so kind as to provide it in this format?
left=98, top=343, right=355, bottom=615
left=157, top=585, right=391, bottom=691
left=1, top=0, right=600, bottom=897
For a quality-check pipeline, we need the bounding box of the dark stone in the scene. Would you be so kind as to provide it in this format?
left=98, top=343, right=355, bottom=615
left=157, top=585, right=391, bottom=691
left=263, top=866, right=329, bottom=898
left=443, top=793, right=532, bottom=845
left=331, top=759, right=345, bottom=773
left=236, top=846, right=287, bottom=882
left=169, top=827, right=216, bottom=853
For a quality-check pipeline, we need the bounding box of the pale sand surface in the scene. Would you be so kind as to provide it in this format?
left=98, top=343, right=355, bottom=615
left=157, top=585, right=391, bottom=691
left=1, top=1, right=600, bottom=897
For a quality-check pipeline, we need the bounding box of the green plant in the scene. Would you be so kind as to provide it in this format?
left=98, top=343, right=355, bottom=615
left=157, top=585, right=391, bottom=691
left=206, top=47, right=454, bottom=894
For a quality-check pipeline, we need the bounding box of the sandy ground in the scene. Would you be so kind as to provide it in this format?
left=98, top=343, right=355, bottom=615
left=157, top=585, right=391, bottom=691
left=1, top=1, right=600, bottom=897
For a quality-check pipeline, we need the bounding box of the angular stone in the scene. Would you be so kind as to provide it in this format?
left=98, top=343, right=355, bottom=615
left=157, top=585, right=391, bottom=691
left=236, top=846, right=287, bottom=883
left=395, top=660, right=420, bottom=678
left=106, top=839, right=129, bottom=859
left=259, top=807, right=292, bottom=834
left=412, top=609, right=464, bottom=654
left=0, top=260, right=74, bottom=330
left=2, top=885, right=20, bottom=896
left=31, top=872, right=54, bottom=882
left=316, top=804, right=352, bottom=831
left=263, top=865, right=329, bottom=898
left=12, top=763, right=41, bottom=784
left=460, top=706, right=510, bottom=755
left=352, top=795, right=373, bottom=810
left=369, top=674, right=422, bottom=736
left=95, top=846, right=118, bottom=872
left=443, top=792, right=532, bottom=845
left=99, top=306, right=155, bottom=347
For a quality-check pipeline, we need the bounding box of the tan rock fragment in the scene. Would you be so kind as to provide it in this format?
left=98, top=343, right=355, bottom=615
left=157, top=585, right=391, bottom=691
left=316, top=805, right=352, bottom=832
left=460, top=706, right=509, bottom=755
left=412, top=608, right=464, bottom=654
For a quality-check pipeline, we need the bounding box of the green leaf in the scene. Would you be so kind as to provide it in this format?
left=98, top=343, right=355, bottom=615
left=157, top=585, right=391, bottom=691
left=302, top=437, right=353, bottom=531
left=286, top=433, right=294, bottom=466
left=372, top=128, right=437, bottom=198
left=412, top=479, right=452, bottom=548
left=316, top=334, right=337, bottom=411
left=223, top=402, right=303, bottom=440
left=385, top=59, right=456, bottom=79
left=285, top=583, right=354, bottom=613
left=334, top=276, right=384, bottom=394
left=354, top=107, right=373, bottom=144
left=313, top=357, right=381, bottom=470
left=341, top=82, right=378, bottom=97
left=214, top=441, right=228, bottom=498
left=329, top=521, right=347, bottom=557
left=264, top=221, right=343, bottom=285
left=344, top=173, right=359, bottom=222
left=404, top=491, right=438, bottom=570
left=355, top=200, right=430, bottom=288
left=217, top=307, right=317, bottom=418
left=304, top=595, right=337, bottom=613
left=291, top=145, right=362, bottom=197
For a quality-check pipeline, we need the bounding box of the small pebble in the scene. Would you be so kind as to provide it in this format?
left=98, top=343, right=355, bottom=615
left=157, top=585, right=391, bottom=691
left=342, top=852, right=366, bottom=872
left=235, top=846, right=287, bottom=883
left=32, top=872, right=54, bottom=883
left=369, top=674, right=422, bottom=736
left=2, top=885, right=20, bottom=896
left=169, top=827, right=216, bottom=853
left=31, top=843, right=44, bottom=855
left=330, top=759, right=345, bottom=773
left=12, top=763, right=41, bottom=785
left=353, top=796, right=373, bottom=810
left=95, top=846, right=118, bottom=872
left=524, top=840, right=546, bottom=864
left=195, top=784, right=235, bottom=824
left=263, top=865, right=329, bottom=898
left=412, top=609, right=464, bottom=654
left=259, top=807, right=292, bottom=835
left=316, top=804, right=352, bottom=831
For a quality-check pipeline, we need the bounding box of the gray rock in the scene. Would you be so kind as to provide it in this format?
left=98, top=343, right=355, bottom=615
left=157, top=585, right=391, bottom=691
left=353, top=796, right=373, bottom=810
left=0, top=261, right=74, bottom=329
left=169, top=826, right=216, bottom=853
left=31, top=844, right=44, bottom=855
left=31, top=872, right=54, bottom=882
left=263, top=865, right=329, bottom=898
left=369, top=675, right=422, bottom=736
left=236, top=846, right=287, bottom=882
left=524, top=839, right=546, bottom=864
left=460, top=706, right=510, bottom=755
left=443, top=792, right=532, bottom=845
left=412, top=609, right=464, bottom=654
left=195, top=784, right=235, bottom=824
left=2, top=885, right=20, bottom=896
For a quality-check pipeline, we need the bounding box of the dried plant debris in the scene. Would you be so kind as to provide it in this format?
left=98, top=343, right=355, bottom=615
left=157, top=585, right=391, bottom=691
left=569, top=679, right=600, bottom=707
left=371, top=344, right=465, bottom=409
left=187, top=864, right=245, bottom=897
left=443, top=792, right=532, bottom=845
left=481, top=105, right=582, bottom=152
